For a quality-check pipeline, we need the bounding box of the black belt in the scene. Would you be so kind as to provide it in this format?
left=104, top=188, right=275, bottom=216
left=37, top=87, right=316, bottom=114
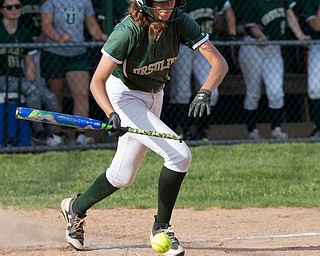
left=146, top=85, right=164, bottom=93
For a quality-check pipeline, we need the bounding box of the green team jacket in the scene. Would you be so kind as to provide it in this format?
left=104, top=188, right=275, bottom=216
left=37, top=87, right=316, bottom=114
left=243, top=0, right=296, bottom=40
left=20, top=0, right=42, bottom=38
left=102, top=9, right=209, bottom=91
left=304, top=0, right=320, bottom=39
left=186, top=0, right=231, bottom=40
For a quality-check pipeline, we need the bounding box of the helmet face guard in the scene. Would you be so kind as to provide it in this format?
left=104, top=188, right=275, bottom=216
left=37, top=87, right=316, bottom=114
left=135, top=0, right=186, bottom=21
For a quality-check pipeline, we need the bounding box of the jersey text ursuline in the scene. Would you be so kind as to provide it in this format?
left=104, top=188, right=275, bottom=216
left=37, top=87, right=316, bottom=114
left=189, top=8, right=214, bottom=20
left=133, top=57, right=177, bottom=75
left=261, top=8, right=285, bottom=26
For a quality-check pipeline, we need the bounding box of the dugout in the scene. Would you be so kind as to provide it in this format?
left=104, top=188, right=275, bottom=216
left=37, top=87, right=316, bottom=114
left=203, top=72, right=312, bottom=140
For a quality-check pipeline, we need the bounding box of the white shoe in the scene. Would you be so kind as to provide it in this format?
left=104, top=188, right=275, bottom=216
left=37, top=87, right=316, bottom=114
left=271, top=127, right=288, bottom=140
left=311, top=129, right=320, bottom=138
left=151, top=224, right=185, bottom=256
left=248, top=129, right=263, bottom=140
left=61, top=198, right=86, bottom=250
left=76, top=134, right=94, bottom=145
left=46, top=134, right=64, bottom=146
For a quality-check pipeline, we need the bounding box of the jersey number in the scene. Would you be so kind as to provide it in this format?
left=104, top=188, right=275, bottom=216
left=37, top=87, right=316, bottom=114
left=8, top=55, right=20, bottom=68
left=280, top=20, right=285, bottom=35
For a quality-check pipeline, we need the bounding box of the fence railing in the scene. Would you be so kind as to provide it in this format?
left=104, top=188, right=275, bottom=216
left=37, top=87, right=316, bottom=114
left=1, top=40, right=320, bottom=153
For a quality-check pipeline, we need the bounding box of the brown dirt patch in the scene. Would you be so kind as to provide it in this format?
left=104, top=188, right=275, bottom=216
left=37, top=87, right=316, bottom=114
left=0, top=207, right=319, bottom=255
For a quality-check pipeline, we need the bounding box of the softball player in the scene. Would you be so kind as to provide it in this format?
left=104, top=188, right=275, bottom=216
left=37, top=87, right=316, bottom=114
left=0, top=0, right=59, bottom=145
left=238, top=0, right=309, bottom=140
left=167, top=0, right=236, bottom=140
left=304, top=0, right=320, bottom=137
left=60, top=0, right=228, bottom=255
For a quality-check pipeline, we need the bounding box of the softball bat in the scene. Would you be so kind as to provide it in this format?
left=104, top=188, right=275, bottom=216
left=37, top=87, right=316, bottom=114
left=15, top=107, right=183, bottom=142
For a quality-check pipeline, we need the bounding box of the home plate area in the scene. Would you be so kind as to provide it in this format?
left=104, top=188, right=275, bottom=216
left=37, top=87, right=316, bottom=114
left=1, top=207, right=320, bottom=256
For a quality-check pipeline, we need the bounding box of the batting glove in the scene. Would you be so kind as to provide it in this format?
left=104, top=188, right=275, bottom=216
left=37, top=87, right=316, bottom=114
left=188, top=89, right=212, bottom=118
left=107, top=112, right=127, bottom=137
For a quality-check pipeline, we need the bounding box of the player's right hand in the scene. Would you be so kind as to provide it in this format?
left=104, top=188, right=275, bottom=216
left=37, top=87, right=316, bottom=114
left=107, top=112, right=127, bottom=137
left=188, top=89, right=211, bottom=117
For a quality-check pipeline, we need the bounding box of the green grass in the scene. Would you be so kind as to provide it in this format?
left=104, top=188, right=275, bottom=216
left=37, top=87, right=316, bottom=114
left=1, top=142, right=320, bottom=210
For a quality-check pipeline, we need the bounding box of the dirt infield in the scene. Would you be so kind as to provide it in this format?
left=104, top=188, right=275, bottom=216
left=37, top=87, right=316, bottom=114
left=1, top=207, right=320, bottom=256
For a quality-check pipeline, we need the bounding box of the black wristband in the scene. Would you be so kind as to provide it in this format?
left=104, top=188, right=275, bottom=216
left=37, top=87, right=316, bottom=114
left=109, top=112, right=117, bottom=118
left=198, top=89, right=212, bottom=97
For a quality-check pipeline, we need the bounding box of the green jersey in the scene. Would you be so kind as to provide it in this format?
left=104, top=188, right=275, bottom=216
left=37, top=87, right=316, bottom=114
left=0, top=21, right=34, bottom=77
left=243, top=0, right=296, bottom=40
left=186, top=0, right=231, bottom=40
left=20, top=0, right=42, bottom=38
left=102, top=9, right=208, bottom=91
left=304, top=0, right=320, bottom=39
left=229, top=0, right=248, bottom=21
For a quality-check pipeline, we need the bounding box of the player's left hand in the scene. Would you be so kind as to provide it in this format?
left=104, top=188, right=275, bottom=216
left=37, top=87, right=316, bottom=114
left=107, top=112, right=127, bottom=137
left=188, top=89, right=211, bottom=117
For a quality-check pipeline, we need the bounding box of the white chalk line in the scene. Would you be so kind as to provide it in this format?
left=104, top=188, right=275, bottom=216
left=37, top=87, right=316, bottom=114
left=184, top=232, right=320, bottom=244
left=88, top=232, right=320, bottom=250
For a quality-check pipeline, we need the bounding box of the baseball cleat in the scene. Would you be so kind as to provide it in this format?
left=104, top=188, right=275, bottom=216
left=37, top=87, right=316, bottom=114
left=271, top=127, right=288, bottom=140
left=75, top=133, right=95, bottom=145
left=248, top=128, right=264, bottom=140
left=311, top=129, right=320, bottom=138
left=60, top=198, right=86, bottom=250
left=151, top=224, right=185, bottom=256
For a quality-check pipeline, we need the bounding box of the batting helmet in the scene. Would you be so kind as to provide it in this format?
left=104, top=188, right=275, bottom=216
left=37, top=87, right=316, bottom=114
left=135, top=0, right=186, bottom=20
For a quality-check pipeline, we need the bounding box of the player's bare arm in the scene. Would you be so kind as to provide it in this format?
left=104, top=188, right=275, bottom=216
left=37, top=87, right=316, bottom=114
left=85, top=15, right=108, bottom=41
left=286, top=9, right=311, bottom=40
left=188, top=40, right=228, bottom=118
left=24, top=55, right=36, bottom=81
left=249, top=24, right=267, bottom=48
left=90, top=55, right=117, bottom=117
left=309, top=9, right=320, bottom=31
left=250, top=24, right=267, bottom=41
left=225, top=7, right=237, bottom=37
left=198, top=40, right=228, bottom=93
left=40, top=12, right=71, bottom=42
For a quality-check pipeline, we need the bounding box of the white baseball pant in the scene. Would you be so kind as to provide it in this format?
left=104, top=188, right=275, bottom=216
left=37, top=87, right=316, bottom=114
left=104, top=75, right=192, bottom=188
left=307, top=44, right=320, bottom=100
left=238, top=36, right=284, bottom=110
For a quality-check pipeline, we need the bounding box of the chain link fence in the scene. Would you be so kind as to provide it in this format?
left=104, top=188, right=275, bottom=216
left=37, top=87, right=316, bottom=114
left=1, top=0, right=320, bottom=153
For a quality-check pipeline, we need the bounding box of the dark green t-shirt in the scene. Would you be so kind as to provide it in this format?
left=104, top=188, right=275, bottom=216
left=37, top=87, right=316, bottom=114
left=186, top=0, right=230, bottom=40
left=229, top=0, right=248, bottom=21
left=304, top=0, right=320, bottom=39
left=102, top=9, right=208, bottom=91
left=0, top=21, right=34, bottom=77
left=244, top=0, right=296, bottom=40
left=20, top=0, right=42, bottom=38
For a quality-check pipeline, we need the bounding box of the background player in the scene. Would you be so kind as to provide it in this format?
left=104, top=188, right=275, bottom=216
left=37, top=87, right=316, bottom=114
left=60, top=0, right=228, bottom=255
left=238, top=0, right=310, bottom=140
left=304, top=0, right=320, bottom=138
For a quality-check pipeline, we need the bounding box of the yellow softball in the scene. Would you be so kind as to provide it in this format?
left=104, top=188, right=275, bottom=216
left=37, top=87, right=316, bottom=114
left=151, top=232, right=172, bottom=254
